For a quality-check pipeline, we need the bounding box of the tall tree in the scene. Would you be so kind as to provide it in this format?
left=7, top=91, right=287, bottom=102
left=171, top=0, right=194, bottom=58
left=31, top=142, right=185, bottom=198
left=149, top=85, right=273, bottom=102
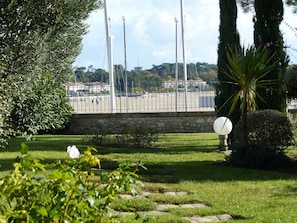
left=0, top=0, right=102, bottom=140
left=284, top=65, right=297, bottom=100
left=216, top=0, right=241, bottom=126
left=253, top=0, right=288, bottom=112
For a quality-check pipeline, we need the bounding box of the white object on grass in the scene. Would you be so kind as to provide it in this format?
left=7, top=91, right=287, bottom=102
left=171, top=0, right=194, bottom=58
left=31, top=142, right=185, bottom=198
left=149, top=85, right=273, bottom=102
left=67, top=145, right=80, bottom=158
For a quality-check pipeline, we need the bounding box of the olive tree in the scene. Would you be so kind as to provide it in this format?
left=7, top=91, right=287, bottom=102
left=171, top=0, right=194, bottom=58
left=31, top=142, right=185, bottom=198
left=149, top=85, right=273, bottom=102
left=0, top=0, right=102, bottom=141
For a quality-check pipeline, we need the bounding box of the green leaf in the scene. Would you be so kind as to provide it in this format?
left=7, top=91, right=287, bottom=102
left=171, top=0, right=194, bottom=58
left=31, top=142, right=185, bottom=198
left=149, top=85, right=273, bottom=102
left=87, top=195, right=95, bottom=207
left=36, top=206, right=48, bottom=217
left=20, top=142, right=29, bottom=154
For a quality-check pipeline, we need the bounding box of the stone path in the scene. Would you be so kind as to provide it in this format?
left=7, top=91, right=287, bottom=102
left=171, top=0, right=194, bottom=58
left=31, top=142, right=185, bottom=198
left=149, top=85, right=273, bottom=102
left=119, top=191, right=233, bottom=223
left=184, top=214, right=233, bottom=223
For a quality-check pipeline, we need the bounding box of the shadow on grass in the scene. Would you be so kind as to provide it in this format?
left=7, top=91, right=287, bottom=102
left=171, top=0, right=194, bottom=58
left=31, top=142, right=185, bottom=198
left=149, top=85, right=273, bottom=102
left=137, top=160, right=297, bottom=183
left=2, top=135, right=297, bottom=183
left=0, top=158, right=65, bottom=172
left=4, top=134, right=218, bottom=154
left=95, top=144, right=218, bottom=155
left=1, top=156, right=297, bottom=183
left=5, top=135, right=88, bottom=152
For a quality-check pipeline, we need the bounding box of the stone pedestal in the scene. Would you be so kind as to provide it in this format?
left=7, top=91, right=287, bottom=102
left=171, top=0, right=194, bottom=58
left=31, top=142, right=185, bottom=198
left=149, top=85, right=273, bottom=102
left=218, top=135, right=228, bottom=151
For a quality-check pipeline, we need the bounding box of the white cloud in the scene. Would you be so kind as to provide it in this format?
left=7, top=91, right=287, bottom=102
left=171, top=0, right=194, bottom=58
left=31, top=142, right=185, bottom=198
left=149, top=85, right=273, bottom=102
left=75, top=1, right=297, bottom=70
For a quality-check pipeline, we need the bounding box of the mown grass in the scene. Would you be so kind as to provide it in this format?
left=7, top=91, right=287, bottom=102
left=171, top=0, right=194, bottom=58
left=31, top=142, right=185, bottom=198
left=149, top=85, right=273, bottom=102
left=1, top=133, right=297, bottom=222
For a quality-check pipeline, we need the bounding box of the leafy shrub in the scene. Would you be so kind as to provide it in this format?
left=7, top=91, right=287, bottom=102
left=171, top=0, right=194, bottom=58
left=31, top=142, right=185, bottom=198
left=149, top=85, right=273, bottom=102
left=0, top=143, right=143, bottom=222
left=233, top=109, right=294, bottom=149
left=129, top=127, right=161, bottom=147
left=228, top=110, right=295, bottom=170
left=226, top=142, right=293, bottom=170
left=90, top=124, right=162, bottom=148
left=9, top=73, right=73, bottom=136
left=114, top=126, right=161, bottom=147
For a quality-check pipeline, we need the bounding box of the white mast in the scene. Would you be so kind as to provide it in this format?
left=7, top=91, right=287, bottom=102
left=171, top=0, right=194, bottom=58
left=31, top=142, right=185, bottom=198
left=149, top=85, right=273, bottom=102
left=122, top=16, right=129, bottom=112
left=174, top=17, right=178, bottom=112
left=180, top=0, right=188, bottom=112
left=104, top=0, right=116, bottom=113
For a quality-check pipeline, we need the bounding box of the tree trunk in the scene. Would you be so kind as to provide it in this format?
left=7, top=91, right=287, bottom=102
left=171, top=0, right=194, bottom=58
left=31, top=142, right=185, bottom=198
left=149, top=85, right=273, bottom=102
left=242, top=100, right=248, bottom=143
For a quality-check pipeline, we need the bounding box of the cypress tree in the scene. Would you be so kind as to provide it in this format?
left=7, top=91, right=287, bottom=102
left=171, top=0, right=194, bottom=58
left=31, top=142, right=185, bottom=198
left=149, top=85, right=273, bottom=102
left=253, top=0, right=288, bottom=112
left=216, top=0, right=241, bottom=125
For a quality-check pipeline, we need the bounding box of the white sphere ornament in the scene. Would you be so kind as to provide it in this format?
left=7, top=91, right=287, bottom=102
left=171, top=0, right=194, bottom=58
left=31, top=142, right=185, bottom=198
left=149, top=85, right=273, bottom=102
left=213, top=117, right=233, bottom=135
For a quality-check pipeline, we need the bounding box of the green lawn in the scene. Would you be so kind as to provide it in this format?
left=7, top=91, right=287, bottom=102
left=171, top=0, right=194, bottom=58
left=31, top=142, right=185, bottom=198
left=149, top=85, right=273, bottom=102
left=1, top=133, right=297, bottom=222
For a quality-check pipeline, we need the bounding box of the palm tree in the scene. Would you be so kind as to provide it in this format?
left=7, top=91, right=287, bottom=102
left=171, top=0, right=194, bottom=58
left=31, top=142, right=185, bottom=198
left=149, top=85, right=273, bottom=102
left=221, top=45, right=277, bottom=143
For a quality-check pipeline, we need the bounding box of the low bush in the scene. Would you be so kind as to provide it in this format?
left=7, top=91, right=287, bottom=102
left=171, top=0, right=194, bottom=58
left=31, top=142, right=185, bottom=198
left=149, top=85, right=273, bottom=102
left=229, top=110, right=295, bottom=170
left=0, top=143, right=143, bottom=222
left=226, top=142, right=293, bottom=170
left=233, top=109, right=294, bottom=149
left=115, top=126, right=161, bottom=147
left=90, top=124, right=162, bottom=148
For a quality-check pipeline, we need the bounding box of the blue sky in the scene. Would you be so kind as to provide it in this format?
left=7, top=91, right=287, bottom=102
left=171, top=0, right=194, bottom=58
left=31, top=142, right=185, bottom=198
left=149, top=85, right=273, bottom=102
left=74, top=0, right=297, bottom=70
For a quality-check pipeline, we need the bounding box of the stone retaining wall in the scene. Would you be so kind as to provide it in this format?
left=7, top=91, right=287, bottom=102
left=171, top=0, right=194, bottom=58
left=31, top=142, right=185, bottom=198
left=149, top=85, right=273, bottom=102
left=63, top=112, right=217, bottom=135
left=62, top=109, right=297, bottom=135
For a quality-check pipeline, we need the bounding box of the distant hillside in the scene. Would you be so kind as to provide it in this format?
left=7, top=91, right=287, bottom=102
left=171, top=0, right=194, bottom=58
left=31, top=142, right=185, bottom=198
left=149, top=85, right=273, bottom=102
left=73, top=62, right=218, bottom=85
left=147, top=62, right=218, bottom=84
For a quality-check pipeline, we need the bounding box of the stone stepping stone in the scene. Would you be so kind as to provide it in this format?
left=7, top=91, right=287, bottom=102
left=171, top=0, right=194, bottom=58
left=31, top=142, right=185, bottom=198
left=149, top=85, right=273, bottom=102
left=119, top=194, right=134, bottom=199
left=157, top=203, right=208, bottom=211
left=183, top=214, right=233, bottom=223
left=118, top=190, right=233, bottom=222
left=164, top=191, right=188, bottom=196
left=142, top=190, right=188, bottom=197
left=119, top=191, right=189, bottom=199
left=180, top=203, right=208, bottom=208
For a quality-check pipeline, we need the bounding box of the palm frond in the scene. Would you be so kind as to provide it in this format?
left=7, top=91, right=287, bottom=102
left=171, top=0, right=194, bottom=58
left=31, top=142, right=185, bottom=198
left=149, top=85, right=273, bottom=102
left=220, top=45, right=277, bottom=115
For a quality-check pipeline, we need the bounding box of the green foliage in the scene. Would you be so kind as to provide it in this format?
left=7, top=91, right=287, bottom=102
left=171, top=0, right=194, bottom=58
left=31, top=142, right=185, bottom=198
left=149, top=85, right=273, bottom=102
left=3, top=133, right=297, bottom=222
left=89, top=125, right=162, bottom=148
left=0, top=0, right=101, bottom=146
left=114, top=126, right=162, bottom=147
left=233, top=109, right=294, bottom=149
left=221, top=45, right=278, bottom=142
left=0, top=144, right=142, bottom=222
left=223, top=46, right=277, bottom=114
left=73, top=62, right=218, bottom=93
left=149, top=62, right=217, bottom=82
left=284, top=65, right=297, bottom=99
left=227, top=142, right=293, bottom=170
left=216, top=0, right=241, bottom=129
left=254, top=0, right=288, bottom=112
left=0, top=78, right=15, bottom=148
left=229, top=109, right=294, bottom=170
left=125, top=70, right=163, bottom=94
left=9, top=73, right=73, bottom=135
left=237, top=0, right=288, bottom=113
left=74, top=66, right=109, bottom=83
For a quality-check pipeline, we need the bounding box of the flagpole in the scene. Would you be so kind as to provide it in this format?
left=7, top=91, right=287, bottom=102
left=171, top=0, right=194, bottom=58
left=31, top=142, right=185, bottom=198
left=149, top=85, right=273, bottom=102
left=104, top=0, right=116, bottom=113
left=174, top=17, right=178, bottom=112
left=180, top=0, right=188, bottom=112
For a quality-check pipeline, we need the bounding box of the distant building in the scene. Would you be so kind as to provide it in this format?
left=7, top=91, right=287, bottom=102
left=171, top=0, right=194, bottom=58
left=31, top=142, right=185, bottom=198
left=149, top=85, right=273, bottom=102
left=134, top=67, right=143, bottom=71
left=66, top=82, right=110, bottom=96
left=163, top=80, right=207, bottom=90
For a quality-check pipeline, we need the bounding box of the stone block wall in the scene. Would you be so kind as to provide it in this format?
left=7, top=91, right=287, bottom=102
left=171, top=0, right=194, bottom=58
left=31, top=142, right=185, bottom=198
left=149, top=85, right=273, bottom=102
left=63, top=112, right=217, bottom=135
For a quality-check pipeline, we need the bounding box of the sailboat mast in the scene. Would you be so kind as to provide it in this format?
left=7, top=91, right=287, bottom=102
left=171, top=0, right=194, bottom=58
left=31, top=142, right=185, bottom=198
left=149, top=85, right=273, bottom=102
left=180, top=0, right=188, bottom=112
left=122, top=16, right=129, bottom=112
left=174, top=17, right=178, bottom=112
left=104, top=0, right=116, bottom=113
